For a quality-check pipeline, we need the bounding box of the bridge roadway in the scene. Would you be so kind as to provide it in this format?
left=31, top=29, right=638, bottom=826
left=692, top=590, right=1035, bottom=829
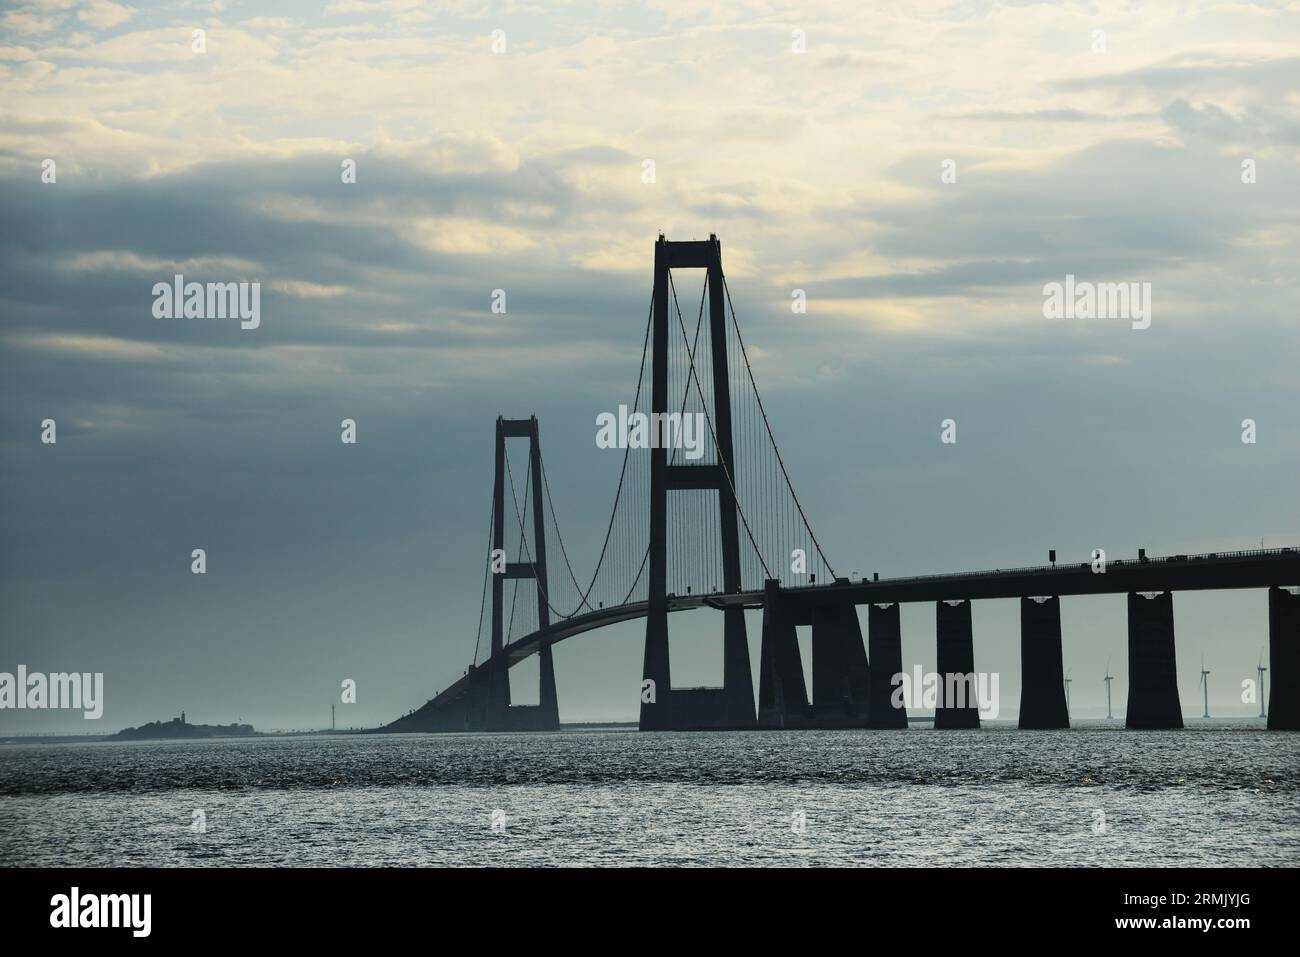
left=414, top=547, right=1299, bottom=717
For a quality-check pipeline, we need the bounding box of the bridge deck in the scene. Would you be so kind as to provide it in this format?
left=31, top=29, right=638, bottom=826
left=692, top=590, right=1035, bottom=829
left=413, top=547, right=1298, bottom=713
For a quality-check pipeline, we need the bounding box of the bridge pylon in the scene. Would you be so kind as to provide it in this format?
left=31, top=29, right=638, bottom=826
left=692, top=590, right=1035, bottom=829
left=641, top=234, right=756, bottom=730
left=478, top=415, right=560, bottom=732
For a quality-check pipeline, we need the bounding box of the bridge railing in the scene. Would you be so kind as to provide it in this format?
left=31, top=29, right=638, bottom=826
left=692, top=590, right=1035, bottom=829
left=597, top=546, right=1297, bottom=603
left=782, top=545, right=1299, bottom=591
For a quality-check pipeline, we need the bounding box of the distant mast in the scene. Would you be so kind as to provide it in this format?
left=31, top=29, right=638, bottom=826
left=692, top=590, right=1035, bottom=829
left=1199, top=655, right=1211, bottom=719
left=1257, top=654, right=1268, bottom=719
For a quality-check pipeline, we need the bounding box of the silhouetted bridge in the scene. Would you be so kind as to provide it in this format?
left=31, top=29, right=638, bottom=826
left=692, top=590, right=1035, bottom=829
left=383, top=236, right=1300, bottom=733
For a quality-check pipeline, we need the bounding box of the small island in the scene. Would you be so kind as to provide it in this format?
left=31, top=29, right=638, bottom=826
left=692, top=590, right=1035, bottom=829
left=111, top=711, right=256, bottom=741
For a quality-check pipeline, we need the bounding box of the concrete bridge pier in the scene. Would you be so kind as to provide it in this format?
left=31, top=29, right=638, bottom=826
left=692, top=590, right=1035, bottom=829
left=1125, top=591, right=1183, bottom=729
left=810, top=600, right=871, bottom=726
left=758, top=580, right=810, bottom=727
left=720, top=606, right=758, bottom=727
left=1268, top=586, right=1300, bottom=730
left=1018, top=596, right=1069, bottom=729
left=868, top=603, right=907, bottom=728
left=758, top=583, right=871, bottom=728
left=935, top=599, right=980, bottom=729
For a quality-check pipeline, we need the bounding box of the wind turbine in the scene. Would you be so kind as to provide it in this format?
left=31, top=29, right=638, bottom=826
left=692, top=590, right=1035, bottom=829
left=1257, top=651, right=1268, bottom=720
left=1103, top=658, right=1114, bottom=720
left=1063, top=668, right=1072, bottom=719
left=1199, top=655, right=1211, bottom=719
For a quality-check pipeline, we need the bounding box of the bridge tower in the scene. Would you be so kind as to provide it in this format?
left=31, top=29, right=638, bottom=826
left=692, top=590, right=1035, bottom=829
left=641, top=235, right=756, bottom=730
left=482, top=415, right=560, bottom=731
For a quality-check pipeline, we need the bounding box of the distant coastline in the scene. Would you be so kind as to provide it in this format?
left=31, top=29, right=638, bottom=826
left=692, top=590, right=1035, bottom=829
left=0, top=719, right=639, bottom=743
left=111, top=716, right=256, bottom=741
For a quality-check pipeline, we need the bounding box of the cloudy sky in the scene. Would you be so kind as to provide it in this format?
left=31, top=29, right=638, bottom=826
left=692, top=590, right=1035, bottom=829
left=1, top=0, right=1297, bottom=732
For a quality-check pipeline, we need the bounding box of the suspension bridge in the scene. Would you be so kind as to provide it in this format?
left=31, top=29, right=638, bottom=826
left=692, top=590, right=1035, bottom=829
left=382, top=234, right=1300, bottom=733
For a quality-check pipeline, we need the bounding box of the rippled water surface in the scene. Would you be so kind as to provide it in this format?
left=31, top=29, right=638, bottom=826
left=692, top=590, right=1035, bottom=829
left=1, top=725, right=1297, bottom=866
